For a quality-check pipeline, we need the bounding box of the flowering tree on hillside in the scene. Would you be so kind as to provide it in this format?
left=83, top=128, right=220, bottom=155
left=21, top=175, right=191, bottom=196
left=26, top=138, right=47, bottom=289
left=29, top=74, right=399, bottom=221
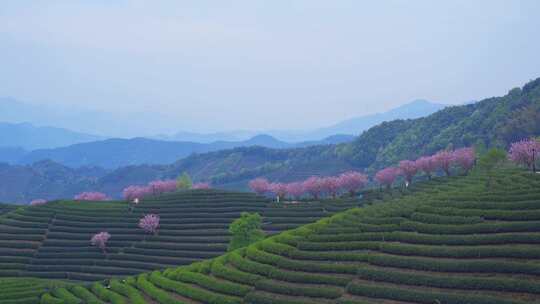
left=249, top=178, right=270, bottom=195
left=270, top=183, right=288, bottom=201
left=123, top=185, right=151, bottom=201
left=286, top=182, right=305, bottom=199
left=303, top=176, right=324, bottom=199
left=375, top=167, right=400, bottom=190
left=192, top=182, right=211, bottom=189
left=91, top=232, right=111, bottom=254
left=509, top=138, right=540, bottom=172
left=399, top=160, right=418, bottom=185
left=338, top=171, right=368, bottom=197
left=415, top=156, right=437, bottom=179
left=139, top=214, right=160, bottom=235
left=75, top=192, right=109, bottom=201
left=149, top=180, right=177, bottom=195
left=321, top=177, right=340, bottom=198
left=434, top=150, right=454, bottom=176
left=30, top=199, right=47, bottom=206
left=453, top=147, right=476, bottom=173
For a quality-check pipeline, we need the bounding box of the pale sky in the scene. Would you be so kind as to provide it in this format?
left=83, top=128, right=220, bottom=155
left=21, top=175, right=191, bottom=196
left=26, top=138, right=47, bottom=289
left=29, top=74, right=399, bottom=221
left=1, top=0, right=539, bottom=133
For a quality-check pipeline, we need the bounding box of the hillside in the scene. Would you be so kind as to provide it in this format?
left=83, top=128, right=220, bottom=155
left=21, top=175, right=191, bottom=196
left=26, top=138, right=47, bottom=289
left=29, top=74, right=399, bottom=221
left=0, top=78, right=538, bottom=202
left=0, top=189, right=357, bottom=283
left=306, top=99, right=447, bottom=140
left=4, top=135, right=354, bottom=170
left=32, top=168, right=540, bottom=303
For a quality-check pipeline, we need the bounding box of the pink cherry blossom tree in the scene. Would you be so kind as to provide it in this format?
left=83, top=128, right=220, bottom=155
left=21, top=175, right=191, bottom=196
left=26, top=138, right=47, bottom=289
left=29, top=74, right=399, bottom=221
left=508, top=138, right=540, bottom=172
left=192, top=182, right=211, bottom=189
left=303, top=176, right=324, bottom=199
left=286, top=182, right=305, bottom=199
left=338, top=171, right=368, bottom=196
left=270, top=183, right=288, bottom=201
left=375, top=167, right=401, bottom=190
left=91, top=232, right=111, bottom=254
left=321, top=177, right=340, bottom=198
left=149, top=180, right=177, bottom=195
left=30, top=199, right=47, bottom=206
left=399, top=160, right=418, bottom=185
left=415, top=156, right=437, bottom=179
left=139, top=214, right=160, bottom=235
left=249, top=178, right=271, bottom=195
left=75, top=192, right=109, bottom=201
left=433, top=150, right=454, bottom=176
left=453, top=147, right=476, bottom=173
left=123, top=185, right=151, bottom=201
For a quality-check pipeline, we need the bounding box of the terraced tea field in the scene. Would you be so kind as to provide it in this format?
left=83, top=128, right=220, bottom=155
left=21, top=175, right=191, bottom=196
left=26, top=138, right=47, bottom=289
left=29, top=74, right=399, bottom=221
left=0, top=189, right=357, bottom=284
left=38, top=169, right=540, bottom=303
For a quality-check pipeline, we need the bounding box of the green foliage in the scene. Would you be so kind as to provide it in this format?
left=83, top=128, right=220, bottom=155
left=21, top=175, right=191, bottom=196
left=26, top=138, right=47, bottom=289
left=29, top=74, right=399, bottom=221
left=228, top=212, right=265, bottom=251
left=176, top=172, right=192, bottom=190
left=478, top=148, right=507, bottom=172
left=477, top=148, right=507, bottom=187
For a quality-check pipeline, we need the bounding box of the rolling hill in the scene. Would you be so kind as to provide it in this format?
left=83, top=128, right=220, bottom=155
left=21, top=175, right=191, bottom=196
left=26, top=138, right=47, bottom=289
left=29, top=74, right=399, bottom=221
left=6, top=167, right=539, bottom=303
left=3, top=134, right=354, bottom=170
left=0, top=189, right=357, bottom=283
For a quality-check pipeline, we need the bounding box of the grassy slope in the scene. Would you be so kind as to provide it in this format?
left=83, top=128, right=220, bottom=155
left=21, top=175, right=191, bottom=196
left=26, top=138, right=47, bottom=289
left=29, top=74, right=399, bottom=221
left=36, top=168, right=540, bottom=304
left=0, top=189, right=358, bottom=303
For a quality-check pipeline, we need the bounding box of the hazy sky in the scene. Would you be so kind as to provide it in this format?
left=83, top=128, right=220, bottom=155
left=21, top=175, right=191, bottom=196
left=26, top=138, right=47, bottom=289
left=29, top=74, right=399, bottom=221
left=1, top=1, right=539, bottom=133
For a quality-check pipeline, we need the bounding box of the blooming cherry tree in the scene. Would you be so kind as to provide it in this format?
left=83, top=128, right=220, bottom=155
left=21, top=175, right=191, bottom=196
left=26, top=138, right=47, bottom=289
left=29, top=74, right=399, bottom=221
left=91, top=232, right=111, bottom=253
left=453, top=147, right=476, bottom=173
left=249, top=178, right=270, bottom=195
left=149, top=180, right=177, bottom=195
left=509, top=139, right=540, bottom=172
left=192, top=182, right=211, bottom=189
left=375, top=167, right=400, bottom=189
left=434, top=150, right=454, bottom=176
left=399, top=160, right=418, bottom=185
left=123, top=185, right=151, bottom=201
left=270, top=183, right=288, bottom=201
left=286, top=182, right=305, bottom=199
left=139, top=214, right=160, bottom=235
left=321, top=177, right=340, bottom=198
left=75, top=192, right=109, bottom=201
left=338, top=171, right=368, bottom=196
left=30, top=199, right=47, bottom=206
left=303, top=176, right=324, bottom=199
left=415, top=156, right=437, bottom=179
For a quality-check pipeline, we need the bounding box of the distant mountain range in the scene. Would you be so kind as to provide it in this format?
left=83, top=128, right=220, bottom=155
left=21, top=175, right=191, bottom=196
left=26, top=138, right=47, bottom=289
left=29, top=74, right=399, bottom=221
left=0, top=122, right=102, bottom=150
left=1, top=134, right=354, bottom=169
left=0, top=78, right=537, bottom=204
left=0, top=97, right=447, bottom=146
left=0, top=99, right=446, bottom=168
left=156, top=99, right=448, bottom=142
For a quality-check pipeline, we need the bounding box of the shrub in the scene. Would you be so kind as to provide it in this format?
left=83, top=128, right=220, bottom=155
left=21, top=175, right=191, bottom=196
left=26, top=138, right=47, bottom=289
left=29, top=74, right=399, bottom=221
left=174, top=270, right=252, bottom=297
left=149, top=271, right=239, bottom=304
left=69, top=286, right=103, bottom=304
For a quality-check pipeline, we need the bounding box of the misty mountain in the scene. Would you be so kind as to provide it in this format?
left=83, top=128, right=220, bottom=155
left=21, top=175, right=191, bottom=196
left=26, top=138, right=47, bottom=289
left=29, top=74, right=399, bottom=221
left=0, top=122, right=103, bottom=150
left=14, top=134, right=354, bottom=169
left=0, top=97, right=183, bottom=138
left=158, top=100, right=447, bottom=142
left=302, top=99, right=448, bottom=139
